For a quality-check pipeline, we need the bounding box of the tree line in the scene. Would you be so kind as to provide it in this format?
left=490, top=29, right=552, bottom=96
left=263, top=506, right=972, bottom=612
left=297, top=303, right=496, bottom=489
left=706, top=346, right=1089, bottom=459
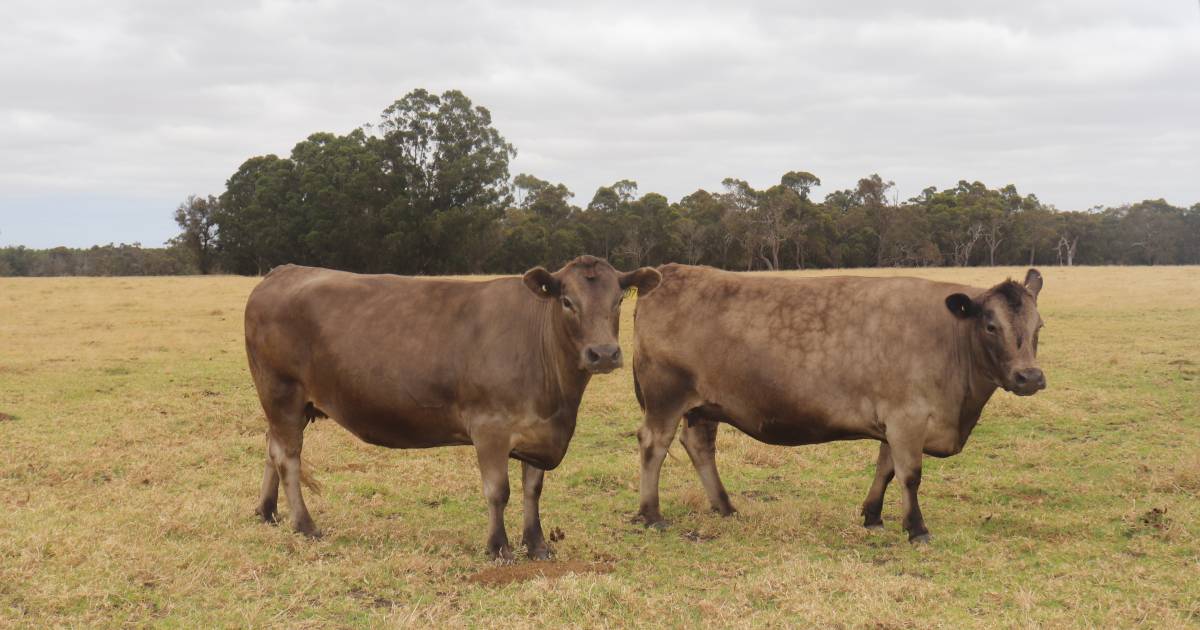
left=0, top=243, right=194, bottom=277
left=3, top=89, right=1197, bottom=277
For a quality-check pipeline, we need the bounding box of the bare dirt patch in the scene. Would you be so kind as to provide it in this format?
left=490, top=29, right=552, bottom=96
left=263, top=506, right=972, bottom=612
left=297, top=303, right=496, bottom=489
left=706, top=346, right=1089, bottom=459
left=468, top=560, right=613, bottom=586
left=1139, top=507, right=1169, bottom=531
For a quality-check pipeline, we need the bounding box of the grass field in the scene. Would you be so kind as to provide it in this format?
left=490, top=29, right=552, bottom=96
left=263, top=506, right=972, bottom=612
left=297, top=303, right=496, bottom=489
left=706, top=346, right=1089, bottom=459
left=1, top=266, right=1198, bottom=628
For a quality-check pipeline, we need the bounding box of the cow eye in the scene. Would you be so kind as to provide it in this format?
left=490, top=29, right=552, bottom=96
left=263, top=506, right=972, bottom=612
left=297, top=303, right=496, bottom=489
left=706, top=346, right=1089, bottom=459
left=985, top=323, right=998, bottom=334
left=560, top=296, right=575, bottom=312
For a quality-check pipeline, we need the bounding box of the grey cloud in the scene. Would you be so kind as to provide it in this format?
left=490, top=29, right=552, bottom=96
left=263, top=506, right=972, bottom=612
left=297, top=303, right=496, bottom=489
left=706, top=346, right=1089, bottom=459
left=1, top=0, right=1197, bottom=247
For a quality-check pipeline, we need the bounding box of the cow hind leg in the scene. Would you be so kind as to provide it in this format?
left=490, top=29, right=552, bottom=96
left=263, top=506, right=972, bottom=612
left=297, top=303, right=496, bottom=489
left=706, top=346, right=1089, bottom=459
left=255, top=452, right=280, bottom=524
left=634, top=410, right=682, bottom=528
left=520, top=462, right=551, bottom=560
left=679, top=416, right=736, bottom=517
left=860, top=442, right=894, bottom=530
left=258, top=379, right=321, bottom=538
left=268, top=427, right=321, bottom=538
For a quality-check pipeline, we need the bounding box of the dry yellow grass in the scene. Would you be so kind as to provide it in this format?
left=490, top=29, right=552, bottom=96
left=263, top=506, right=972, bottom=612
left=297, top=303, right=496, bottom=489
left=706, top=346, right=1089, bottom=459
left=1, top=266, right=1198, bottom=627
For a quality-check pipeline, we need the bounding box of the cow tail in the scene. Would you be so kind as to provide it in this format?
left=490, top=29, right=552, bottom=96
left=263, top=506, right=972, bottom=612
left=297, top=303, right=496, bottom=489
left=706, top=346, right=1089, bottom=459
left=299, top=457, right=323, bottom=496
left=633, top=361, right=646, bottom=411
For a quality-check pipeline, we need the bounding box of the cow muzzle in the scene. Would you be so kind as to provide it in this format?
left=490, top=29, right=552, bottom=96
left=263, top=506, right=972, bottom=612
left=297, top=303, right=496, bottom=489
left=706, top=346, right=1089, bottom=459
left=582, top=344, right=622, bottom=374
left=1008, top=367, right=1046, bottom=396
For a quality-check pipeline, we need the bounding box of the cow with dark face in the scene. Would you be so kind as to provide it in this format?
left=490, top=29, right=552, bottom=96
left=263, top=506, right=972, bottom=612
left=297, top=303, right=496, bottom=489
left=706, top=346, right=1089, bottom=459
left=945, top=279, right=1046, bottom=396
left=631, top=266, right=1046, bottom=542
left=245, top=256, right=660, bottom=559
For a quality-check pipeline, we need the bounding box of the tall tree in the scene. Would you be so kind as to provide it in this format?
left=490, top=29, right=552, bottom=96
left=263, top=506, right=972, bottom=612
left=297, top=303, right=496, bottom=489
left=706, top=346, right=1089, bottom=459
left=719, top=178, right=761, bottom=270
left=172, top=194, right=219, bottom=274
left=1118, top=200, right=1187, bottom=265
left=215, top=154, right=301, bottom=275
left=672, top=189, right=724, bottom=266
left=494, top=174, right=582, bottom=270
left=584, top=179, right=638, bottom=259
left=756, top=184, right=801, bottom=270
left=856, top=174, right=896, bottom=266
left=290, top=130, right=388, bottom=272
left=375, top=89, right=516, bottom=273
left=615, top=192, right=677, bottom=267
left=780, top=171, right=821, bottom=201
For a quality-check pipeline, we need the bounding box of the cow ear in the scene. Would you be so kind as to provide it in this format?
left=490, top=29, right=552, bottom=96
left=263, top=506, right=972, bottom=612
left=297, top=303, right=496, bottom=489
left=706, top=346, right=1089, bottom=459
left=522, top=267, right=561, bottom=299
left=1024, top=268, right=1043, bottom=301
left=619, top=267, right=662, bottom=296
left=945, top=293, right=979, bottom=319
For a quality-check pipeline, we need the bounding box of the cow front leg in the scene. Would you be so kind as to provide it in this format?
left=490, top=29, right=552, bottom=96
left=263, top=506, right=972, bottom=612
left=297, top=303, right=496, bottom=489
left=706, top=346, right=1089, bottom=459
left=520, top=462, right=551, bottom=560
left=860, top=442, right=894, bottom=530
left=474, top=437, right=513, bottom=561
left=635, top=411, right=681, bottom=528
left=885, top=428, right=929, bottom=543
left=679, top=418, right=736, bottom=516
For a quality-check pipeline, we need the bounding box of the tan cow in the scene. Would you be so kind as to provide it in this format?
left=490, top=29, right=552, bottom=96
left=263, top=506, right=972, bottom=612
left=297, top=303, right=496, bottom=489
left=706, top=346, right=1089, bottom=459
left=245, top=256, right=660, bottom=559
left=630, top=265, right=1046, bottom=542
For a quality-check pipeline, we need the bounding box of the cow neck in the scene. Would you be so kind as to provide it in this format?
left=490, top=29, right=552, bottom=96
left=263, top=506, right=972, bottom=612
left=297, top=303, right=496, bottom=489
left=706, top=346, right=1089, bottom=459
left=535, top=298, right=589, bottom=410
left=958, top=318, right=999, bottom=407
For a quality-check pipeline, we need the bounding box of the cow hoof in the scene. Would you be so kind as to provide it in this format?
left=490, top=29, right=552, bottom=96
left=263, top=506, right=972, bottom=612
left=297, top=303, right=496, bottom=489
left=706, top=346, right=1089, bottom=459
left=633, top=515, right=670, bottom=530
left=295, top=520, right=322, bottom=539
left=526, top=545, right=553, bottom=561
left=631, top=511, right=669, bottom=529
left=255, top=505, right=279, bottom=525
left=909, top=533, right=931, bottom=544
left=715, top=506, right=738, bottom=518
left=864, top=523, right=885, bottom=532
left=490, top=545, right=515, bottom=563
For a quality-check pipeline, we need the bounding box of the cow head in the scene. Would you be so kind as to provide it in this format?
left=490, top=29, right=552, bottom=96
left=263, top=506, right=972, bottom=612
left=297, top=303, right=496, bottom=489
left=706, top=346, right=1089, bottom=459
left=523, top=256, right=661, bottom=374
left=945, top=269, right=1046, bottom=396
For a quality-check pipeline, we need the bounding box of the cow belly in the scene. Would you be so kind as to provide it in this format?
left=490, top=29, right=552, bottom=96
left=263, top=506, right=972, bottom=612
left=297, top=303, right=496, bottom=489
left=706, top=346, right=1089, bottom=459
left=330, top=407, right=470, bottom=449
left=697, top=404, right=879, bottom=446
left=735, top=417, right=875, bottom=445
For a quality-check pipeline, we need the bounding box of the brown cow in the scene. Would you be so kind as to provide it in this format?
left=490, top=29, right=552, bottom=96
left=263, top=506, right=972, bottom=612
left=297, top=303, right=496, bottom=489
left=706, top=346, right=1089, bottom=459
left=630, top=265, right=1046, bottom=542
left=244, top=256, right=660, bottom=559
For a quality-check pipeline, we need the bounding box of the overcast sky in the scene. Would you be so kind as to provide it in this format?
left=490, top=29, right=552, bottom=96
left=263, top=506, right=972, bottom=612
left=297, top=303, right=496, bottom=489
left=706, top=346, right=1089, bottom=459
left=1, top=0, right=1198, bottom=248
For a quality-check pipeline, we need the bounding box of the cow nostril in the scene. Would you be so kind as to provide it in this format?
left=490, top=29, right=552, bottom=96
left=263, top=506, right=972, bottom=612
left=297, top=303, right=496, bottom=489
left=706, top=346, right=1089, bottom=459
left=612, top=348, right=622, bottom=361
left=585, top=348, right=601, bottom=364
left=1015, top=369, right=1044, bottom=389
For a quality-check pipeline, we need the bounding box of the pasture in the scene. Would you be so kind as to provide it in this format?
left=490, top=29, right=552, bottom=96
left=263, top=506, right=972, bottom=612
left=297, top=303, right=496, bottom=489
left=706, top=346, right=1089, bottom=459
left=1, top=266, right=1197, bottom=627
